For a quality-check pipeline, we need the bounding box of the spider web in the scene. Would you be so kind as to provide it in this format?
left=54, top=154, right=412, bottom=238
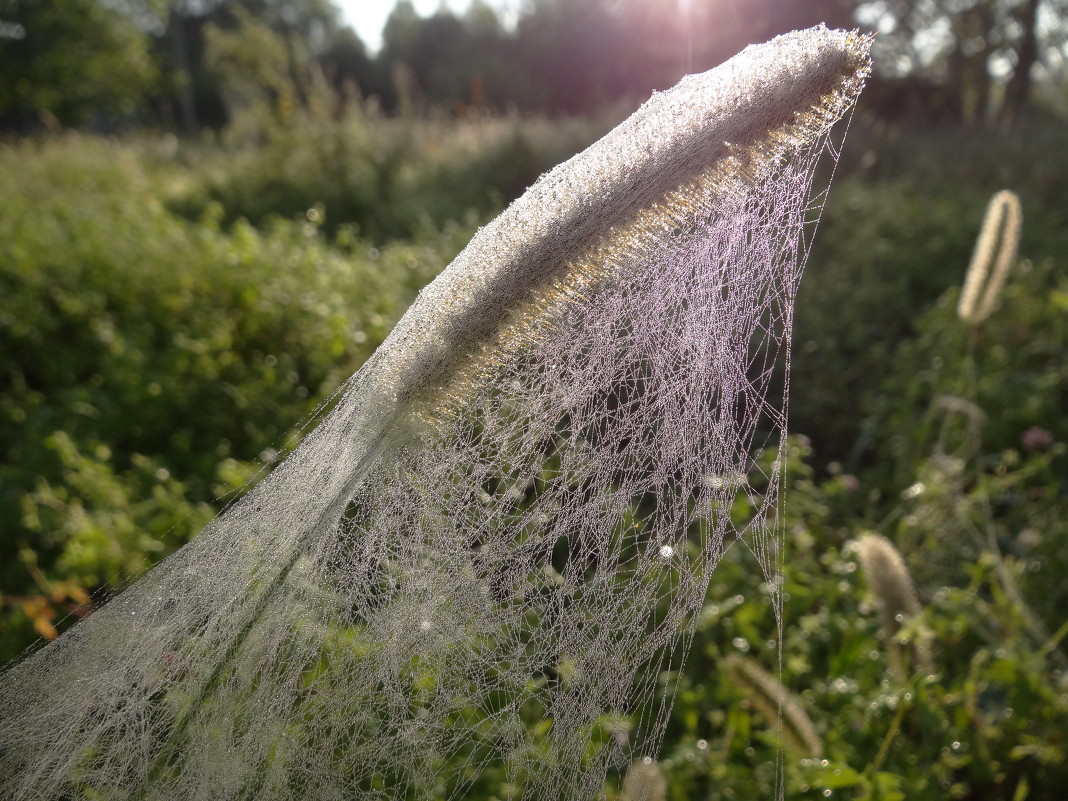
left=0, top=26, right=869, bottom=801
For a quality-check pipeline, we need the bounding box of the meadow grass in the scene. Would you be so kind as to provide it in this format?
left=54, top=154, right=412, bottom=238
left=1, top=111, right=1065, bottom=799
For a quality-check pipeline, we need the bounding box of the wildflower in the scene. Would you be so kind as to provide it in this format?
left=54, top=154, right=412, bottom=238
left=1021, top=426, right=1053, bottom=451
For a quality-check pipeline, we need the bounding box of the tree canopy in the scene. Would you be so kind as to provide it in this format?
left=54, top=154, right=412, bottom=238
left=0, top=0, right=158, bottom=128
left=0, top=0, right=1065, bottom=130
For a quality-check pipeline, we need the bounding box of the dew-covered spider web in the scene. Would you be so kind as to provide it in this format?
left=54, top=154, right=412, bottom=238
left=0, top=27, right=869, bottom=801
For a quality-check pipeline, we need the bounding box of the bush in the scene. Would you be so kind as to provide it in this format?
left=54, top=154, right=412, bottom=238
left=167, top=109, right=600, bottom=243
left=657, top=184, right=1068, bottom=797
left=792, top=120, right=1068, bottom=469
left=0, top=134, right=470, bottom=661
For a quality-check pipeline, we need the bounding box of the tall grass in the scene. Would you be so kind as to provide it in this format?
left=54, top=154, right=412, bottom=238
left=1, top=110, right=1066, bottom=799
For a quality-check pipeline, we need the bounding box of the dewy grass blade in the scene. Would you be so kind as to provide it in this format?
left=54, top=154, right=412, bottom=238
left=0, top=26, right=870, bottom=801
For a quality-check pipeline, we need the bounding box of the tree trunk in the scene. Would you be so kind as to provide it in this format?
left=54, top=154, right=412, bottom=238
left=1001, top=0, right=1042, bottom=125
left=169, top=5, right=198, bottom=133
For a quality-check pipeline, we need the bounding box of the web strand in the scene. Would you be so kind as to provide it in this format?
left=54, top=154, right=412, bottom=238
left=0, top=27, right=869, bottom=801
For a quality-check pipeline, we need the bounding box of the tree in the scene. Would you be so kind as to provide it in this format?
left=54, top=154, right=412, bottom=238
left=320, top=26, right=381, bottom=104
left=377, top=1, right=518, bottom=112
left=859, top=0, right=1067, bottom=123
left=1000, top=0, right=1043, bottom=122
left=154, top=0, right=349, bottom=129
left=0, top=0, right=159, bottom=129
left=203, top=4, right=295, bottom=119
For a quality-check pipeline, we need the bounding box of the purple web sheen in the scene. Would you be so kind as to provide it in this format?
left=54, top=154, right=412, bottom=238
left=0, top=27, right=869, bottom=801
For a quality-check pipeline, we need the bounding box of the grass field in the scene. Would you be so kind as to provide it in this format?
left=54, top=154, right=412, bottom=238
left=1, top=107, right=1065, bottom=799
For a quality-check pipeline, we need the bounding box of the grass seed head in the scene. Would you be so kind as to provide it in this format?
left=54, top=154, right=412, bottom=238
left=620, top=757, right=667, bottom=801
left=722, top=653, right=823, bottom=757
left=856, top=533, right=932, bottom=677
left=958, top=189, right=1023, bottom=324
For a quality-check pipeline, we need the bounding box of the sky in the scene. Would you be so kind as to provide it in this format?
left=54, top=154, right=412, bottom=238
left=337, top=0, right=514, bottom=54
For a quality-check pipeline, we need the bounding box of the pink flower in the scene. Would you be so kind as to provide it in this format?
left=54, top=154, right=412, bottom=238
left=1021, top=426, right=1054, bottom=451
left=839, top=474, right=860, bottom=492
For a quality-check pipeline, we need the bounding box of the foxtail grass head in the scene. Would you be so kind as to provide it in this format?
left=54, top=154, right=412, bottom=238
left=855, top=533, right=933, bottom=678
left=619, top=757, right=667, bottom=801
left=958, top=190, right=1023, bottom=325
left=722, top=653, right=823, bottom=757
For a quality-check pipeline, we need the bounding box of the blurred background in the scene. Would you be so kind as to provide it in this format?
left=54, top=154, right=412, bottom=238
left=1, top=1, right=1066, bottom=798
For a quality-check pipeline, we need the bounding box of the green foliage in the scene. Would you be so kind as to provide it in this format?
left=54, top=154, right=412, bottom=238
left=656, top=186, right=1068, bottom=797
left=659, top=434, right=1067, bottom=800
left=2, top=0, right=1057, bottom=137
left=0, top=133, right=469, bottom=661
left=168, top=109, right=600, bottom=242
left=0, top=0, right=159, bottom=128
left=793, top=120, right=1068, bottom=469
left=872, top=255, right=1068, bottom=639
left=204, top=5, right=297, bottom=115
left=0, top=112, right=1065, bottom=798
